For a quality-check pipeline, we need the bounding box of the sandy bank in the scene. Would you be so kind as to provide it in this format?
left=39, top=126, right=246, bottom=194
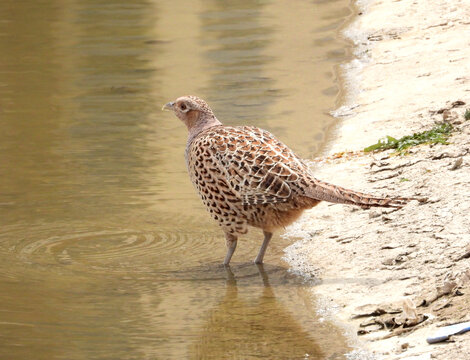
left=285, top=0, right=470, bottom=359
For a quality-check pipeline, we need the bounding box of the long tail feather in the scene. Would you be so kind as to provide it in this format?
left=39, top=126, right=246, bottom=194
left=306, top=178, right=412, bottom=209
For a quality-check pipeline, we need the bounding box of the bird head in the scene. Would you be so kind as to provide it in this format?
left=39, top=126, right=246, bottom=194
left=162, top=95, right=219, bottom=132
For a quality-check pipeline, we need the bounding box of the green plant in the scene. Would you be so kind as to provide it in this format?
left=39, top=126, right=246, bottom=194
left=364, top=123, right=453, bottom=154
left=465, top=109, right=470, bottom=120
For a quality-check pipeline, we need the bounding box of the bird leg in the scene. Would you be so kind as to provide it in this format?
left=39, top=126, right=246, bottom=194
left=223, top=233, right=237, bottom=266
left=254, top=231, right=273, bottom=264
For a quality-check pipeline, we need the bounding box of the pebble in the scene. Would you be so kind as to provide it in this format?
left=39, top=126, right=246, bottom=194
left=449, top=157, right=463, bottom=170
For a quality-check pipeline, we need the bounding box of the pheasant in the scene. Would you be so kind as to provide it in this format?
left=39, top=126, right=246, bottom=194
left=163, top=95, right=409, bottom=266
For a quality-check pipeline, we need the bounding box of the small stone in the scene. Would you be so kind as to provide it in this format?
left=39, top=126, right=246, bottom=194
left=449, top=157, right=463, bottom=171
left=442, top=110, right=458, bottom=122
left=451, top=100, right=465, bottom=107
left=437, top=280, right=458, bottom=297
left=381, top=243, right=400, bottom=250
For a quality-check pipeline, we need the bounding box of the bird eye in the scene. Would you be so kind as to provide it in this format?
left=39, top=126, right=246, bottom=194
left=180, top=104, right=187, bottom=110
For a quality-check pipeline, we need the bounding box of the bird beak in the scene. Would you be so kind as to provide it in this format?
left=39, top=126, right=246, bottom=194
left=162, top=101, right=175, bottom=111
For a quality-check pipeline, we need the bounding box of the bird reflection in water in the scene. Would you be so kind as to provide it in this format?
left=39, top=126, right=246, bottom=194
left=190, top=264, right=339, bottom=360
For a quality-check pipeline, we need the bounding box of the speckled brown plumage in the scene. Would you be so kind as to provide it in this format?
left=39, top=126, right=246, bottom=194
left=163, top=96, right=409, bottom=265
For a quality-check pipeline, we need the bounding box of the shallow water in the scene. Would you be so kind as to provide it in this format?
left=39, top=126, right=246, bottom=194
left=0, top=0, right=352, bottom=358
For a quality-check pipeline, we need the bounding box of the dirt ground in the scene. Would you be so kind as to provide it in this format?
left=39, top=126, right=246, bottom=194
left=284, top=0, right=470, bottom=359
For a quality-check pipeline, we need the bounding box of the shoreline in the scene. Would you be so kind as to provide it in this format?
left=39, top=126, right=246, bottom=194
left=286, top=0, right=470, bottom=359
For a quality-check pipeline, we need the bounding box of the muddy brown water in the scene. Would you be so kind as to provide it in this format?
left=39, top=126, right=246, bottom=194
left=0, top=0, right=353, bottom=359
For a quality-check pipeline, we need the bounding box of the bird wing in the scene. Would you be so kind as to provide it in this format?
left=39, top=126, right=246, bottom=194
left=207, top=126, right=307, bottom=205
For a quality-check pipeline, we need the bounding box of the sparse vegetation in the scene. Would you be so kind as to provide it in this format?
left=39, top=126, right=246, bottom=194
left=364, top=123, right=453, bottom=154
left=465, top=109, right=470, bottom=120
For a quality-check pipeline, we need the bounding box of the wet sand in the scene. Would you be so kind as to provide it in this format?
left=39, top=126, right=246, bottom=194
left=285, top=0, right=470, bottom=359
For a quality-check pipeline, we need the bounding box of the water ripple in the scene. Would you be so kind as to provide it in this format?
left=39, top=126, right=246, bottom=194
left=2, top=223, right=224, bottom=275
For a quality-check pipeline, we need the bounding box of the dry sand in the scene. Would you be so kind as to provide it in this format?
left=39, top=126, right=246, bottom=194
left=284, top=0, right=470, bottom=359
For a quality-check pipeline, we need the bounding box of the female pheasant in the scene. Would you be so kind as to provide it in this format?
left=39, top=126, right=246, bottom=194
left=163, top=95, right=408, bottom=265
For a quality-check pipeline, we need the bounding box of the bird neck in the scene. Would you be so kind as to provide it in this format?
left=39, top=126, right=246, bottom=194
left=186, top=112, right=222, bottom=145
